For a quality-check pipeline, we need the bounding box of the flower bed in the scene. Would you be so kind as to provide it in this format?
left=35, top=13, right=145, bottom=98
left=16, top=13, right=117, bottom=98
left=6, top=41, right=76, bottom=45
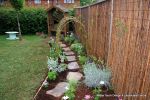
left=34, top=34, right=118, bottom=100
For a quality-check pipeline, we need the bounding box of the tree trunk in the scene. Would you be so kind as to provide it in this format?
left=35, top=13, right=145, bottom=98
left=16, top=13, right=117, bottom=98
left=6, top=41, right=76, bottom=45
left=17, top=12, right=22, bottom=41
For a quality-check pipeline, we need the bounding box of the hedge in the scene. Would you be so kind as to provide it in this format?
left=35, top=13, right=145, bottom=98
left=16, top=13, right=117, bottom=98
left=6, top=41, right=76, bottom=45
left=0, top=8, right=47, bottom=34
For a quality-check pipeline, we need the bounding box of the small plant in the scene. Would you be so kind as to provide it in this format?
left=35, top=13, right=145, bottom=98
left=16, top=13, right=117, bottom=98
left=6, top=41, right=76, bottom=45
left=49, top=39, right=63, bottom=59
left=48, top=38, right=55, bottom=47
left=78, top=56, right=88, bottom=65
left=64, top=33, right=76, bottom=45
left=43, top=80, right=49, bottom=88
left=48, top=71, right=57, bottom=80
left=59, top=53, right=67, bottom=63
left=93, top=87, right=102, bottom=100
left=47, top=57, right=66, bottom=72
left=83, top=62, right=111, bottom=88
left=47, top=57, right=58, bottom=70
left=70, top=43, right=84, bottom=55
left=59, top=63, right=67, bottom=72
left=64, top=80, right=78, bottom=100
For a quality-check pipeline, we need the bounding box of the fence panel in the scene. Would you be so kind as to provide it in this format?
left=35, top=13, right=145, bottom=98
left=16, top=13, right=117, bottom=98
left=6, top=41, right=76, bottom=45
left=75, top=0, right=150, bottom=99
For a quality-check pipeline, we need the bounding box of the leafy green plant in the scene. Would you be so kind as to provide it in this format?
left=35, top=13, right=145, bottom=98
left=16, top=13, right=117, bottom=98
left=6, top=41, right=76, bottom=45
left=64, top=80, right=78, bottom=100
left=70, top=43, right=84, bottom=55
left=59, top=53, right=67, bottom=63
left=68, top=9, right=75, bottom=16
left=93, top=87, right=102, bottom=100
left=79, top=56, right=88, bottom=65
left=49, top=40, right=63, bottom=59
left=80, top=0, right=96, bottom=6
left=48, top=71, right=57, bottom=80
left=64, top=33, right=76, bottom=45
left=47, top=57, right=67, bottom=72
left=59, top=63, right=67, bottom=72
left=83, top=62, right=111, bottom=88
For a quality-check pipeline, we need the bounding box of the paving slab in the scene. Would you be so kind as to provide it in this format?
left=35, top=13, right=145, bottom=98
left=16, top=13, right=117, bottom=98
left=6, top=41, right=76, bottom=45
left=46, top=82, right=69, bottom=97
left=67, top=72, right=83, bottom=81
left=68, top=62, right=79, bottom=70
left=60, top=44, right=67, bottom=48
left=62, top=47, right=71, bottom=52
left=63, top=51, right=75, bottom=56
left=66, top=56, right=76, bottom=62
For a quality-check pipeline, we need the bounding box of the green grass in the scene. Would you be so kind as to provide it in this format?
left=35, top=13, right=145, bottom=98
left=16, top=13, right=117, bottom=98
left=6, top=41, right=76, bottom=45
left=0, top=35, right=49, bottom=100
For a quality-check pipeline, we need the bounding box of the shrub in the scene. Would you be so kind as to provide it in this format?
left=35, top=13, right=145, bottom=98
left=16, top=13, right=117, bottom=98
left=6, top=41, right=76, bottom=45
left=64, top=33, right=75, bottom=45
left=49, top=39, right=63, bottom=59
left=64, top=80, right=78, bottom=100
left=0, top=8, right=47, bottom=34
left=59, top=53, right=67, bottom=63
left=92, top=87, right=102, bottom=100
left=78, top=56, right=88, bottom=65
left=83, top=62, right=111, bottom=88
left=48, top=71, right=57, bottom=80
left=47, top=57, right=67, bottom=73
left=70, top=43, right=84, bottom=55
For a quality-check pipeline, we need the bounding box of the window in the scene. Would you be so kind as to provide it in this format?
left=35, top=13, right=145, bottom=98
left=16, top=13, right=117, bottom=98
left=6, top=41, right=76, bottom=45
left=64, top=0, right=74, bottom=3
left=34, top=0, right=41, bottom=4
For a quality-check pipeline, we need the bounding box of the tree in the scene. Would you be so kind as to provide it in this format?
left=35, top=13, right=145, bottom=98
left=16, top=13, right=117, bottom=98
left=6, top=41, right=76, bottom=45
left=10, top=0, right=24, bottom=40
left=80, top=0, right=96, bottom=6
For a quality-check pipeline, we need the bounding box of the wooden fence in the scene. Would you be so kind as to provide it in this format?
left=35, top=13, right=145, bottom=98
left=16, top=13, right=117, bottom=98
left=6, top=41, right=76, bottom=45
left=75, top=0, right=150, bottom=99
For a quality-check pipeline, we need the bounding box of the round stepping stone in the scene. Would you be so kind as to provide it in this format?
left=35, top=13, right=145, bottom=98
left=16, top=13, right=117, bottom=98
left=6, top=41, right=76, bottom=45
left=60, top=44, right=67, bottom=48
left=66, top=56, right=76, bottom=62
left=68, top=62, right=79, bottom=70
left=64, top=51, right=75, bottom=56
left=46, top=82, right=69, bottom=97
left=67, top=72, right=83, bottom=81
left=63, top=47, right=71, bottom=52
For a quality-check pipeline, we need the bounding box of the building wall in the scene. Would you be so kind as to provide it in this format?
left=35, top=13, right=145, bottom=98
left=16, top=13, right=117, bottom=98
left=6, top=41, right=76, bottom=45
left=25, top=0, right=80, bottom=9
left=0, top=0, right=80, bottom=9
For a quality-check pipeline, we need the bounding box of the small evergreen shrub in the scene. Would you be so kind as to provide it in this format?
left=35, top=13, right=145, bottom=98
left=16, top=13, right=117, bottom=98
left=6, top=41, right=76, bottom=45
left=83, top=62, right=111, bottom=88
left=64, top=80, right=78, bottom=100
left=47, top=57, right=67, bottom=73
left=79, top=56, right=88, bottom=65
left=48, top=71, right=57, bottom=80
left=70, top=43, right=84, bottom=55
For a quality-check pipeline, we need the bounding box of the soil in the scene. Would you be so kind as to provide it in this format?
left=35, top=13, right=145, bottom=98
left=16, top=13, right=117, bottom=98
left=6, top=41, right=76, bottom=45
left=36, top=70, right=68, bottom=100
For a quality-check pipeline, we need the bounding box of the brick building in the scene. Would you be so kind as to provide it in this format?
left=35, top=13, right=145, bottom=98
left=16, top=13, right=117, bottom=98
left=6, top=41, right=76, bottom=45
left=0, top=0, right=80, bottom=9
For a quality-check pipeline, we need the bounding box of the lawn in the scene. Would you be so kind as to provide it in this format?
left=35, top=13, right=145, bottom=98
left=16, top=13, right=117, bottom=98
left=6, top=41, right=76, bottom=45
left=0, top=35, right=49, bottom=100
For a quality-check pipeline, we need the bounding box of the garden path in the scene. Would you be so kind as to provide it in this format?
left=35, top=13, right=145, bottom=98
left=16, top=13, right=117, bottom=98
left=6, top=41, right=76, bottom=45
left=46, top=42, right=83, bottom=98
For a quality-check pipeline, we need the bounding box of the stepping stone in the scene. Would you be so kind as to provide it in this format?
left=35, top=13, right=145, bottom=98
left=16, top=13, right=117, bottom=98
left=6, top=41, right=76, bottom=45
left=68, top=62, right=79, bottom=70
left=67, top=72, right=83, bottom=81
left=58, top=41, right=62, bottom=45
left=46, top=82, right=69, bottom=97
left=64, top=51, right=75, bottom=56
left=66, top=56, right=76, bottom=62
left=60, top=44, right=67, bottom=48
left=63, top=47, right=71, bottom=52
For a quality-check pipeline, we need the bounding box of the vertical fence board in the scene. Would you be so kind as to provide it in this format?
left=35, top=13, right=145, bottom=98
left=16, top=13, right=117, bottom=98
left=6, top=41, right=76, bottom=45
left=75, top=0, right=150, bottom=99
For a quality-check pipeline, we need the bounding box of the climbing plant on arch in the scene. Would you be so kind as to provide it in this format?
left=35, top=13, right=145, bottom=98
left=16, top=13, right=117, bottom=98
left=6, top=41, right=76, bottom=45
left=56, top=16, right=86, bottom=43
left=55, top=16, right=88, bottom=54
